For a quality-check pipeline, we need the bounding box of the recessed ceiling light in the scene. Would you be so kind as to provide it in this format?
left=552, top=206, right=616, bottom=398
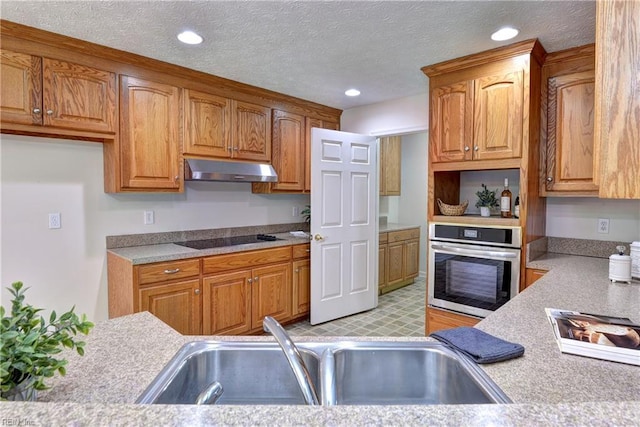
left=177, top=30, right=203, bottom=45
left=491, top=27, right=519, bottom=42
left=345, top=89, right=361, bottom=97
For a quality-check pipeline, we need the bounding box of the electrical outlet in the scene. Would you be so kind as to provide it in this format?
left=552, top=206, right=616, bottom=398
left=144, top=210, right=155, bottom=225
left=598, top=218, right=610, bottom=234
left=292, top=206, right=299, bottom=217
left=48, top=212, right=61, bottom=229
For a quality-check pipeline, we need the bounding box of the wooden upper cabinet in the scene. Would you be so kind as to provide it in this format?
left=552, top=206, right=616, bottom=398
left=473, top=70, right=523, bottom=160
left=430, top=81, right=473, bottom=162
left=541, top=45, right=597, bottom=196
left=423, top=40, right=544, bottom=167
left=305, top=117, right=323, bottom=192
left=119, top=75, right=182, bottom=191
left=380, top=136, right=401, bottom=195
left=594, top=0, right=640, bottom=199
left=183, top=89, right=231, bottom=158
left=272, top=109, right=305, bottom=191
left=233, top=100, right=271, bottom=162
left=0, top=49, right=116, bottom=133
left=42, top=58, right=116, bottom=132
left=0, top=50, right=42, bottom=125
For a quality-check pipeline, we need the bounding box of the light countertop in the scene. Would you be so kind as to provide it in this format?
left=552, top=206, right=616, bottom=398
left=1, top=253, right=639, bottom=425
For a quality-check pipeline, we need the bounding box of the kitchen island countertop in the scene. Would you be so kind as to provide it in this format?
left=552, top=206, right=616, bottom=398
left=1, top=253, right=639, bottom=425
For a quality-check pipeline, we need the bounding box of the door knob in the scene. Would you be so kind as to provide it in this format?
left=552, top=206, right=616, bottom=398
left=314, top=234, right=324, bottom=241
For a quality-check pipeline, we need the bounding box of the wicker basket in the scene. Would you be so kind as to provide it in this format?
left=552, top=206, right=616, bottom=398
left=437, top=199, right=468, bottom=216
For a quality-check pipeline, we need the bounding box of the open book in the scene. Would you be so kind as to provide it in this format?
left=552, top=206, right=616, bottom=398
left=545, top=308, right=640, bottom=366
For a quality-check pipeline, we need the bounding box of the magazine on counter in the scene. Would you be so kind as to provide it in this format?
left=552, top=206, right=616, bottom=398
left=545, top=308, right=640, bottom=366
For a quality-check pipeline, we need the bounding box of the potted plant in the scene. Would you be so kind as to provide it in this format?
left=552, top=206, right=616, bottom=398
left=0, top=281, right=94, bottom=401
left=475, top=184, right=499, bottom=217
left=301, top=205, right=311, bottom=223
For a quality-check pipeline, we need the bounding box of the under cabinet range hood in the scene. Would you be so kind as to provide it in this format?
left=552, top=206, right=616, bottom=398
left=184, top=159, right=278, bottom=183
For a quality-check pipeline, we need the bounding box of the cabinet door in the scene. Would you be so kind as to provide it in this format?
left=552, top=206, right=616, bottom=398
left=545, top=71, right=597, bottom=193
left=42, top=58, right=116, bottom=133
left=250, top=262, right=291, bottom=329
left=387, top=242, right=404, bottom=285
left=232, top=100, right=271, bottom=162
left=0, top=49, right=42, bottom=125
left=525, top=268, right=547, bottom=288
left=380, top=136, right=401, bottom=195
left=272, top=109, right=305, bottom=191
left=119, top=75, right=182, bottom=190
left=473, top=70, right=524, bottom=160
left=202, top=270, right=252, bottom=335
left=430, top=81, right=473, bottom=162
left=139, top=279, right=201, bottom=335
left=594, top=0, right=640, bottom=199
left=403, top=239, right=420, bottom=279
left=292, top=259, right=310, bottom=316
left=184, top=89, right=231, bottom=158
left=426, top=306, right=479, bottom=335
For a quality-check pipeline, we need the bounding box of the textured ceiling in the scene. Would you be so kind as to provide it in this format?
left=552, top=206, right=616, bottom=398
left=0, top=1, right=596, bottom=110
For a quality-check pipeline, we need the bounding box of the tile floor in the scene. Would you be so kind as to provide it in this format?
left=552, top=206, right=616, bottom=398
left=285, top=278, right=426, bottom=337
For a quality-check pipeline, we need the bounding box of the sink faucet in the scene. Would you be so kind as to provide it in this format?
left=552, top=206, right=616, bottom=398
left=263, top=316, right=320, bottom=405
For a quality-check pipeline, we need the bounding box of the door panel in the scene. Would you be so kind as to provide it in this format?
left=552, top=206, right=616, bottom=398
left=310, top=128, right=378, bottom=325
left=430, top=81, right=473, bottom=162
left=202, top=270, right=252, bottom=335
left=184, top=89, right=231, bottom=158
left=0, top=49, right=42, bottom=125
left=250, top=263, right=291, bottom=329
left=139, top=280, right=201, bottom=335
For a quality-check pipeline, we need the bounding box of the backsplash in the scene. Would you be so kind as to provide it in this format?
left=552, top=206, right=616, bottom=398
left=527, top=236, right=633, bottom=262
left=106, top=222, right=310, bottom=249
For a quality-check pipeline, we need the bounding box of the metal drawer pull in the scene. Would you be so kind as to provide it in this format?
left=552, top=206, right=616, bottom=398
left=163, top=268, right=181, bottom=274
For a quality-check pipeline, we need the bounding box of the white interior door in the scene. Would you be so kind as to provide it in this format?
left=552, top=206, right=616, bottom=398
left=310, top=128, right=378, bottom=325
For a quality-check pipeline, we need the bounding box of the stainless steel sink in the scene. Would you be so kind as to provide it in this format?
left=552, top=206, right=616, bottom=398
left=324, top=342, right=511, bottom=405
left=136, top=341, right=322, bottom=405
left=137, top=340, right=511, bottom=406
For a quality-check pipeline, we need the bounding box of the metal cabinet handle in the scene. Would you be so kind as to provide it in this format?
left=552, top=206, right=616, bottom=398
left=227, top=147, right=233, bottom=152
left=431, top=243, right=518, bottom=259
left=194, top=289, right=201, bottom=295
left=33, top=108, right=41, bottom=114
left=464, top=146, right=470, bottom=152
left=254, top=276, right=259, bottom=282
left=46, top=109, right=54, bottom=115
left=248, top=278, right=253, bottom=283
left=295, top=268, right=299, bottom=273
left=474, top=146, right=479, bottom=151
left=233, top=147, right=239, bottom=151
left=164, top=268, right=180, bottom=274
left=175, top=175, right=179, bottom=182
left=546, top=177, right=553, bottom=182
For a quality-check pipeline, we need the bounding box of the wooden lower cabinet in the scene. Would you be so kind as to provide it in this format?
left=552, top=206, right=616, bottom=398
left=108, top=245, right=298, bottom=336
left=379, top=228, right=420, bottom=294
left=139, top=279, right=201, bottom=335
left=426, top=306, right=480, bottom=335
left=525, top=268, right=548, bottom=288
left=202, top=270, right=252, bottom=335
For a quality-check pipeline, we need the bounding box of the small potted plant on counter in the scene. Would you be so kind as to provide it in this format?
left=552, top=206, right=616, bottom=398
left=301, top=205, right=311, bottom=223
left=0, top=281, right=94, bottom=401
left=476, top=184, right=499, bottom=217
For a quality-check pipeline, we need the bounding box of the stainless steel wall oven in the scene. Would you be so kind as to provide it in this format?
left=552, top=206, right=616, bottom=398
left=428, top=223, right=521, bottom=318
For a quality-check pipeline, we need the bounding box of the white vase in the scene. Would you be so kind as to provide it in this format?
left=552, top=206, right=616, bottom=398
left=1, top=377, right=38, bottom=401
left=480, top=206, right=491, bottom=217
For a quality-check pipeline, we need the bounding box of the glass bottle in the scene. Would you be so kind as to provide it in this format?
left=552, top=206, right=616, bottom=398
left=500, top=178, right=512, bottom=218
left=514, top=196, right=520, bottom=219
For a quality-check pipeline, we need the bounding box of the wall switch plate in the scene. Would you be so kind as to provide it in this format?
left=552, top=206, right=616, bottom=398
left=292, top=206, right=299, bottom=217
left=598, top=218, right=610, bottom=234
left=144, top=211, right=155, bottom=225
left=48, top=212, right=61, bottom=229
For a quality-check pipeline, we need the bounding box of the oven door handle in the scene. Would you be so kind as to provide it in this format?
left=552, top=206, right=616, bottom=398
left=430, top=243, right=518, bottom=259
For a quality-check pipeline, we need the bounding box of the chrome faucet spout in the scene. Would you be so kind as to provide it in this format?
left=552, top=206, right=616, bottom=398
left=263, top=316, right=320, bottom=405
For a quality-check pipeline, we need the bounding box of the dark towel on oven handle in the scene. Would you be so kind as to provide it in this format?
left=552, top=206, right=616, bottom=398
left=430, top=326, right=525, bottom=364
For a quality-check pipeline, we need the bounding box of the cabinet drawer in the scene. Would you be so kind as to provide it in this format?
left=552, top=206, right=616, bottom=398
left=137, top=259, right=200, bottom=285
left=379, top=232, right=388, bottom=244
left=203, top=247, right=292, bottom=275
left=388, top=228, right=420, bottom=243
left=292, top=244, right=310, bottom=259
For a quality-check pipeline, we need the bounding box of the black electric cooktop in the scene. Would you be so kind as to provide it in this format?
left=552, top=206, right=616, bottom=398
left=175, top=234, right=282, bottom=250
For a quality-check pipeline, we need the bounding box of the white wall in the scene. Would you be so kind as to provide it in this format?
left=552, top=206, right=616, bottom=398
left=341, top=93, right=428, bottom=136
left=0, top=135, right=310, bottom=322
left=546, top=198, right=639, bottom=242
